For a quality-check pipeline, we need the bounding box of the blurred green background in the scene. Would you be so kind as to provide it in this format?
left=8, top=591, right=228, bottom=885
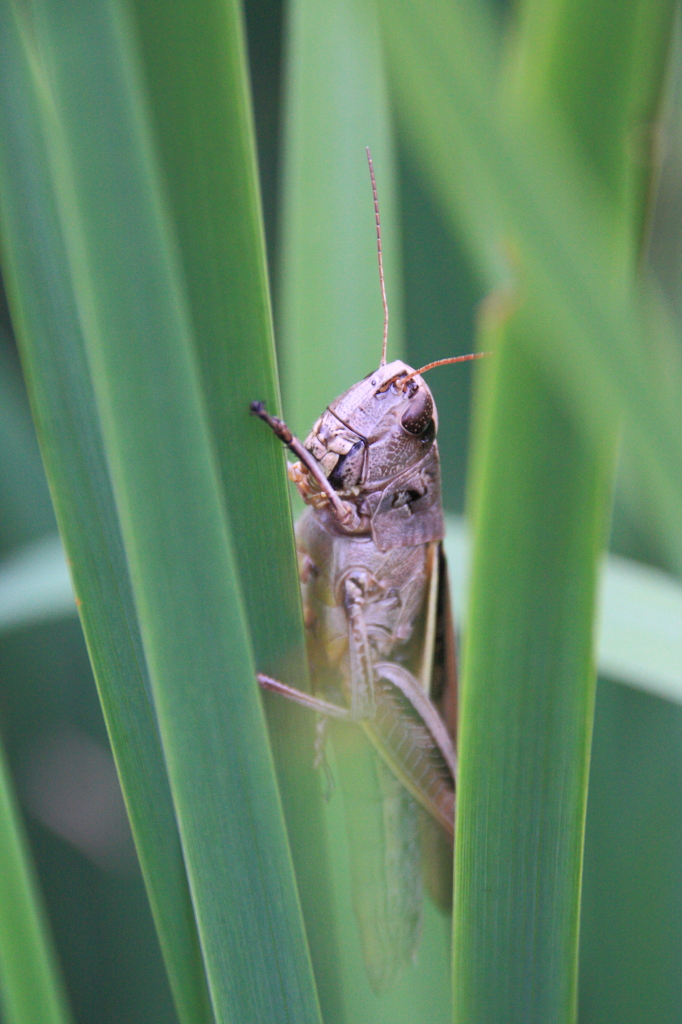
left=1, top=0, right=682, bottom=1021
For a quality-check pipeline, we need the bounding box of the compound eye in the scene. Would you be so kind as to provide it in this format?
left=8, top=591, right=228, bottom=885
left=401, top=389, right=434, bottom=435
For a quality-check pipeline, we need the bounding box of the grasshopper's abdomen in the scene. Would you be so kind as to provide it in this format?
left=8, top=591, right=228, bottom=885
left=295, top=506, right=454, bottom=990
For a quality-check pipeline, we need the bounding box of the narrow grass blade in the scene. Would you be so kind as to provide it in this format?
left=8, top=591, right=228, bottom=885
left=448, top=0, right=673, bottom=1018
left=279, top=0, right=403, bottom=437
left=128, top=0, right=307, bottom=680
left=278, top=1, right=453, bottom=1020
left=456, top=324, right=616, bottom=1023
left=0, top=9, right=213, bottom=1024
left=8, top=0, right=323, bottom=1020
left=0, top=736, right=72, bottom=1024
left=126, top=0, right=339, bottom=1007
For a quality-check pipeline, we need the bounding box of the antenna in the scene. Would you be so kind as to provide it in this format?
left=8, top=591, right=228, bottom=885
left=366, top=147, right=389, bottom=366
left=398, top=352, right=491, bottom=389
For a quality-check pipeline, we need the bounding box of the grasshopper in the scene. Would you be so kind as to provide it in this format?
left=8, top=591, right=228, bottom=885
left=252, top=150, right=485, bottom=991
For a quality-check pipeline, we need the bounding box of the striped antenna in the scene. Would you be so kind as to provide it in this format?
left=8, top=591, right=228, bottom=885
left=398, top=352, right=491, bottom=389
left=366, top=147, right=389, bottom=366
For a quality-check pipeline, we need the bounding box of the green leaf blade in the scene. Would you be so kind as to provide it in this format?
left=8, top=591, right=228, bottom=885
left=279, top=0, right=404, bottom=437
left=455, top=334, right=614, bottom=1023
left=0, top=8, right=213, bottom=1023
left=0, top=739, right=72, bottom=1024
left=377, top=0, right=676, bottom=1019
left=277, top=2, right=454, bottom=1021
left=0, top=0, right=323, bottom=1020
left=380, top=0, right=682, bottom=574
left=128, top=0, right=342, bottom=1010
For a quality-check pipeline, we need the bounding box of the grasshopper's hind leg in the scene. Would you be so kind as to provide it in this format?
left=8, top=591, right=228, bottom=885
left=374, top=662, right=457, bottom=779
left=313, top=714, right=329, bottom=769
left=257, top=674, right=352, bottom=721
left=257, top=675, right=342, bottom=795
left=314, top=715, right=336, bottom=800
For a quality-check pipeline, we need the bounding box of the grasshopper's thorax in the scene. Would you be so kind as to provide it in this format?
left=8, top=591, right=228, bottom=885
left=290, top=360, right=444, bottom=552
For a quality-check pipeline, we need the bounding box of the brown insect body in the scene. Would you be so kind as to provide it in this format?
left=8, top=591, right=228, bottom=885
left=292, top=359, right=456, bottom=833
left=253, top=148, right=476, bottom=992
left=254, top=359, right=458, bottom=991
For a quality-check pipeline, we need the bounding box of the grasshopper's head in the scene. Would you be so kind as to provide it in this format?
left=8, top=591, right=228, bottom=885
left=290, top=150, right=488, bottom=547
left=290, top=152, right=487, bottom=547
left=303, top=360, right=443, bottom=549
left=319, top=359, right=437, bottom=485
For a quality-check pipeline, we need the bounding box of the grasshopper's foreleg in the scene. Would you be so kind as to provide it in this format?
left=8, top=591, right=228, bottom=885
left=250, top=402, right=355, bottom=526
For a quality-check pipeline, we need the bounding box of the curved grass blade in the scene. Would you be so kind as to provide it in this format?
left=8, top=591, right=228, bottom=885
left=1, top=0, right=323, bottom=1021
left=597, top=554, right=682, bottom=702
left=0, top=735, right=72, bottom=1024
left=0, top=10, right=213, bottom=1023
left=379, top=0, right=682, bottom=574
left=444, top=515, right=682, bottom=708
